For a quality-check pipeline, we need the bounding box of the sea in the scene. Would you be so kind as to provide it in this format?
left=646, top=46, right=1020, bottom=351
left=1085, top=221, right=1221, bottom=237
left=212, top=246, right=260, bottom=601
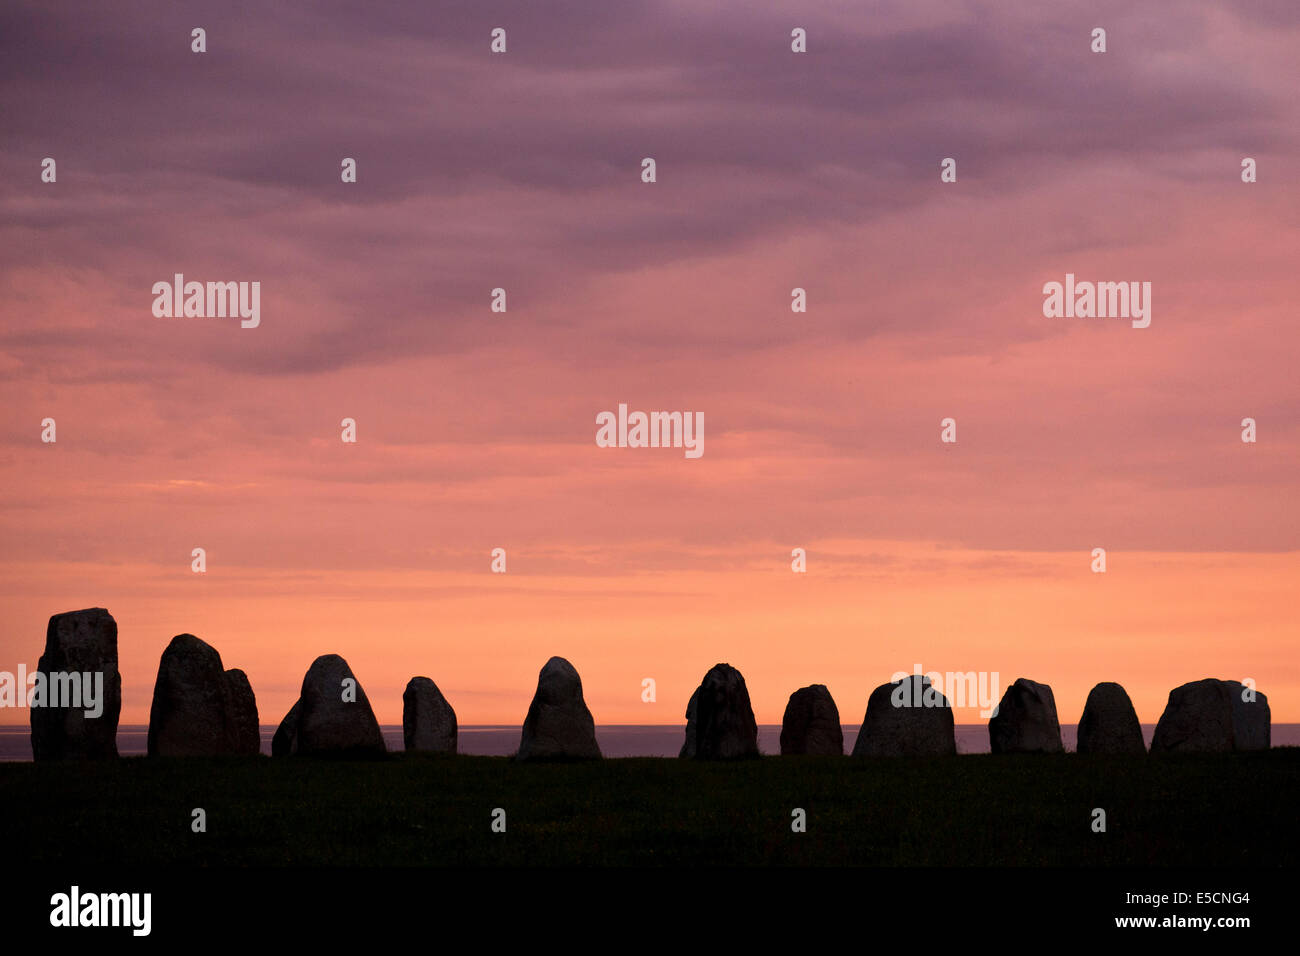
left=2, top=724, right=1297, bottom=760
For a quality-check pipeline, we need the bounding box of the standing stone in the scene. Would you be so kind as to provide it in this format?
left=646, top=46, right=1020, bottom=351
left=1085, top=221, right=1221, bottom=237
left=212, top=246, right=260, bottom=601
left=403, top=677, right=457, bottom=753
left=517, top=657, right=600, bottom=760
left=273, top=654, right=385, bottom=757
left=780, top=684, right=843, bottom=755
left=31, top=608, right=122, bottom=760
left=852, top=675, right=956, bottom=757
left=224, top=668, right=261, bottom=754
left=1151, top=678, right=1270, bottom=753
left=1076, top=682, right=1145, bottom=754
left=680, top=663, right=759, bottom=759
left=989, top=677, right=1063, bottom=754
left=148, top=634, right=237, bottom=756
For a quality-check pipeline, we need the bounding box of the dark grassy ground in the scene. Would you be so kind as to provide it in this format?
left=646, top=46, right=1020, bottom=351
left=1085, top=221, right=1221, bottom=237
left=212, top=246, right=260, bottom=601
left=2, top=750, right=1296, bottom=867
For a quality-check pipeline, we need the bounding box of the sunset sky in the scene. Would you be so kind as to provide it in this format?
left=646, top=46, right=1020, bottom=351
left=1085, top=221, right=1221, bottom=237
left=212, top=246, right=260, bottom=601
left=1, top=0, right=1296, bottom=729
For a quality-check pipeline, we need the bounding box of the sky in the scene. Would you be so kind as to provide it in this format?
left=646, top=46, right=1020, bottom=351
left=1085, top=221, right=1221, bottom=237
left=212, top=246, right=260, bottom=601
left=1, top=0, right=1296, bottom=729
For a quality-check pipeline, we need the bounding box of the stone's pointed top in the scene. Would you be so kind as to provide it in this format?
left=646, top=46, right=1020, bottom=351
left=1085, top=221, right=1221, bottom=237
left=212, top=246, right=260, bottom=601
left=163, top=632, right=218, bottom=657
left=989, top=677, right=1063, bottom=754
left=682, top=662, right=759, bottom=760
left=518, top=657, right=600, bottom=760
left=1077, top=682, right=1145, bottom=754
left=853, top=675, right=956, bottom=757
left=780, top=684, right=843, bottom=756
left=538, top=655, right=582, bottom=685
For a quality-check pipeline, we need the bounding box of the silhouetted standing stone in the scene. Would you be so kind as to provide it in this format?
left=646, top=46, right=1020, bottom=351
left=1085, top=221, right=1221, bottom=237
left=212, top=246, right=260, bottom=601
left=780, top=685, right=843, bottom=755
left=853, top=675, right=956, bottom=756
left=1077, top=682, right=1145, bottom=754
left=403, top=677, right=457, bottom=753
left=989, top=678, right=1063, bottom=754
left=273, top=654, right=385, bottom=757
left=1151, top=678, right=1270, bottom=753
left=517, top=657, right=600, bottom=760
left=31, top=608, right=121, bottom=760
left=147, top=635, right=260, bottom=756
left=680, top=663, right=759, bottom=759
left=224, top=668, right=261, bottom=755
left=148, top=634, right=236, bottom=756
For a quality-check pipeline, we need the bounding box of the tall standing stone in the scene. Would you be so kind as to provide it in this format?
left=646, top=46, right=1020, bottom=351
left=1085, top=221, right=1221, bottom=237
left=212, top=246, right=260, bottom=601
left=147, top=635, right=260, bottom=756
left=148, top=634, right=236, bottom=756
left=1151, top=678, right=1270, bottom=753
left=1076, top=682, right=1145, bottom=754
left=31, top=608, right=121, bottom=760
left=680, top=663, right=759, bottom=759
left=989, top=677, right=1064, bottom=754
left=273, top=654, right=385, bottom=757
left=517, top=657, right=600, bottom=760
left=403, top=676, right=457, bottom=753
left=224, top=668, right=261, bottom=755
left=852, top=675, right=956, bottom=757
left=780, top=684, right=843, bottom=755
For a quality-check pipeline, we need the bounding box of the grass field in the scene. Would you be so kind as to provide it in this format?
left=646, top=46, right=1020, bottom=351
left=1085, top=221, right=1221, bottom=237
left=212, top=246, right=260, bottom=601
left=3, top=750, right=1296, bottom=867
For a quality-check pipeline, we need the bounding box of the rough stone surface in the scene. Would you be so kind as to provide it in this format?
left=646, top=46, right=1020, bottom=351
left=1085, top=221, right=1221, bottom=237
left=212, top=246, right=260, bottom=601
left=224, top=668, right=261, bottom=755
left=852, top=675, right=956, bottom=757
left=680, top=663, right=759, bottom=760
left=403, top=676, right=458, bottom=753
left=989, top=677, right=1064, bottom=754
left=1076, top=682, right=1145, bottom=754
left=148, top=634, right=236, bottom=756
left=780, top=684, right=844, bottom=755
left=517, top=657, right=600, bottom=760
left=31, top=608, right=122, bottom=760
left=1151, top=678, right=1270, bottom=753
left=273, top=654, right=385, bottom=757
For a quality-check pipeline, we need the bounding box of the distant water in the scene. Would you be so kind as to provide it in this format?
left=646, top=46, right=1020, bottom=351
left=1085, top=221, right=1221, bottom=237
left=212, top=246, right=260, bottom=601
left=2, top=724, right=1298, bottom=760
